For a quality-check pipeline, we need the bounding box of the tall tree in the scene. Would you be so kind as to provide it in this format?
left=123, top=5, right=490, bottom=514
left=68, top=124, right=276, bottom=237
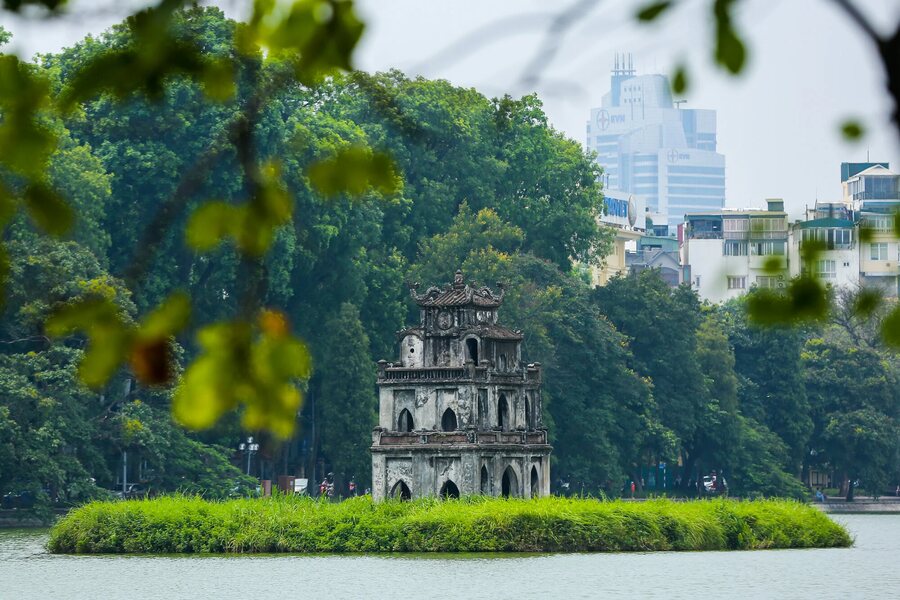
left=316, top=303, right=377, bottom=489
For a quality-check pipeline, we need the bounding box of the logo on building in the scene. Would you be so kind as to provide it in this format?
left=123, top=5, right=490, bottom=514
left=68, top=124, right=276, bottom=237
left=596, top=109, right=610, bottom=130
left=667, top=149, right=690, bottom=163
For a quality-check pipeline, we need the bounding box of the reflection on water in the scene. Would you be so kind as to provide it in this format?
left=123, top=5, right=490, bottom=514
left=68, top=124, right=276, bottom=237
left=1, top=515, right=898, bottom=600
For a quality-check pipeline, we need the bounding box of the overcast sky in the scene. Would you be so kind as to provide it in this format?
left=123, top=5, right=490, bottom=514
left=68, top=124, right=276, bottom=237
left=3, top=0, right=899, bottom=218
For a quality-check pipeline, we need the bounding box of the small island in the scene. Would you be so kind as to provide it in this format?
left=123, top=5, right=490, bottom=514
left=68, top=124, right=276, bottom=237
left=48, top=495, right=850, bottom=554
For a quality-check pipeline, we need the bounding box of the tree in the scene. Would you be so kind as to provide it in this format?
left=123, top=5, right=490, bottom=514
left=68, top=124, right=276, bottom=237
left=803, top=334, right=900, bottom=498
left=593, top=272, right=707, bottom=485
left=316, top=303, right=376, bottom=489
left=724, top=296, right=812, bottom=475
left=691, top=314, right=741, bottom=478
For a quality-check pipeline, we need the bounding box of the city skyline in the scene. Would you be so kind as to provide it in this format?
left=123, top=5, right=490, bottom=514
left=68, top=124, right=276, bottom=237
left=587, top=56, right=726, bottom=232
left=1, top=0, right=898, bottom=218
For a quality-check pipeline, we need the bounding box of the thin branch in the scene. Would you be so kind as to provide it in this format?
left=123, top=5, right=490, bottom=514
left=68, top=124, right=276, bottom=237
left=517, top=0, right=602, bottom=91
left=829, top=0, right=883, bottom=43
left=408, top=12, right=554, bottom=75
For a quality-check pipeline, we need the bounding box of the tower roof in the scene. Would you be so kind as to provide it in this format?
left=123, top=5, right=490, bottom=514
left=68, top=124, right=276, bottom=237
left=409, top=270, right=505, bottom=308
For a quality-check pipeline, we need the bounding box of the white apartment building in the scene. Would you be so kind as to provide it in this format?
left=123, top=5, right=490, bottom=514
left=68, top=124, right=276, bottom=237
left=682, top=200, right=789, bottom=303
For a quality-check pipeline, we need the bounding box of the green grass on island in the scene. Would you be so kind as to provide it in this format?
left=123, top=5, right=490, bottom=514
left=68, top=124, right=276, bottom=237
left=47, top=495, right=852, bottom=554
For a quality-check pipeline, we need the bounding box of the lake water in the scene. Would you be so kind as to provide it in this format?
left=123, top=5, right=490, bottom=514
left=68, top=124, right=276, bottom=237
left=1, top=514, right=898, bottom=599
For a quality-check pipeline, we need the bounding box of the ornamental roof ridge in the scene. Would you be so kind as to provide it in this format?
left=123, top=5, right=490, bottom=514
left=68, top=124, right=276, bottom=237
left=407, top=269, right=506, bottom=308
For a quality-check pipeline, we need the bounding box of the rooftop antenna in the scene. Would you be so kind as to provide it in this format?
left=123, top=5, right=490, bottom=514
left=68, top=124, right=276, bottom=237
left=674, top=100, right=687, bottom=109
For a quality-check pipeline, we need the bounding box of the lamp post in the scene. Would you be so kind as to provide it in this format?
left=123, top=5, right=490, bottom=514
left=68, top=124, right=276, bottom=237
left=238, top=436, right=259, bottom=476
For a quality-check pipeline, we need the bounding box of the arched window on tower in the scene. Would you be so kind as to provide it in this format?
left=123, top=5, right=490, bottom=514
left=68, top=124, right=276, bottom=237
left=466, top=338, right=479, bottom=364
left=441, top=407, right=458, bottom=432
left=498, top=394, right=509, bottom=432
left=525, top=397, right=531, bottom=430
left=480, top=465, right=490, bottom=495
left=391, top=480, right=411, bottom=501
left=440, top=479, right=460, bottom=499
left=398, top=408, right=414, bottom=432
left=531, top=466, right=540, bottom=498
left=501, top=466, right=518, bottom=498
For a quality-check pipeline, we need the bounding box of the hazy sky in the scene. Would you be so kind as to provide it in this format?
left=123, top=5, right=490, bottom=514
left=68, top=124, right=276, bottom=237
left=3, top=0, right=899, bottom=218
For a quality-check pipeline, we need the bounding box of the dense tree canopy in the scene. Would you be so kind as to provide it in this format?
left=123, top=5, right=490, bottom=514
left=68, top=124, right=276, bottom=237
left=0, top=6, right=896, bottom=505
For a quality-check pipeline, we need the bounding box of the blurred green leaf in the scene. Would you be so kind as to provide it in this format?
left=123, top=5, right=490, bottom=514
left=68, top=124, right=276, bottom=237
left=0, top=55, right=56, bottom=177
left=746, top=276, right=828, bottom=326
left=242, top=0, right=364, bottom=84
left=894, top=210, right=900, bottom=238
left=672, top=64, right=688, bottom=95
left=840, top=120, right=865, bottom=141
left=859, top=225, right=874, bottom=243
left=57, top=0, right=213, bottom=110
left=636, top=1, right=672, bottom=21
left=46, top=298, right=131, bottom=389
left=762, top=256, right=785, bottom=274
left=308, top=146, right=400, bottom=197
left=713, top=0, right=746, bottom=74
left=174, top=311, right=311, bottom=437
left=200, top=57, right=236, bottom=102
left=852, top=288, right=883, bottom=318
left=186, top=201, right=240, bottom=252
left=881, top=305, right=900, bottom=348
left=80, top=326, right=131, bottom=388
left=138, top=292, right=191, bottom=340
left=45, top=297, right=121, bottom=337
left=24, top=181, right=73, bottom=236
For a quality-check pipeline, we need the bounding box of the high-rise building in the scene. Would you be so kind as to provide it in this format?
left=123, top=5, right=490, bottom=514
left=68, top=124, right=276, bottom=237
left=587, top=55, right=726, bottom=233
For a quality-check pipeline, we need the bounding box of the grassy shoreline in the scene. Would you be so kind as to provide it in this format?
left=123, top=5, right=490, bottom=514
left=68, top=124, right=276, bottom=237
left=47, top=495, right=852, bottom=554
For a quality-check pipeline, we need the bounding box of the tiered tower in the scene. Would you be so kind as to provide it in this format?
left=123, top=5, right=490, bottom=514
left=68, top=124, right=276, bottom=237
left=371, top=270, right=551, bottom=500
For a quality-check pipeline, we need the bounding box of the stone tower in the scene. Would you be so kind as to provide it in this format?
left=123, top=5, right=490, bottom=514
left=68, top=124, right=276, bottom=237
left=371, top=270, right=551, bottom=500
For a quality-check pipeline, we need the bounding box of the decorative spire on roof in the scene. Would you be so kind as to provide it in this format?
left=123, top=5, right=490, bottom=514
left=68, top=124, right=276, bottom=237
left=407, top=270, right=505, bottom=308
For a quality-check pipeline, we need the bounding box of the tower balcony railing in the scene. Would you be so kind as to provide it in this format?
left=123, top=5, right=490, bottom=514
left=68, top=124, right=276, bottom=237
left=376, top=361, right=542, bottom=384
left=372, top=428, right=549, bottom=447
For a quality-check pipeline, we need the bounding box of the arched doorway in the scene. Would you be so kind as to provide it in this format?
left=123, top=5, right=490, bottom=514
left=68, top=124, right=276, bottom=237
left=440, top=479, right=460, bottom=499
left=501, top=466, right=518, bottom=498
left=466, top=338, right=479, bottom=364
left=531, top=466, right=540, bottom=498
left=498, top=394, right=509, bottom=431
left=398, top=408, right=414, bottom=432
left=390, top=480, right=411, bottom=501
left=441, top=408, right=458, bottom=431
left=480, top=465, right=490, bottom=495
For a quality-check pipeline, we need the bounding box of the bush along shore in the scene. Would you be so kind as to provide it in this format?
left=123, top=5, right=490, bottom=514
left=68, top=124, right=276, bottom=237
left=47, top=495, right=852, bottom=554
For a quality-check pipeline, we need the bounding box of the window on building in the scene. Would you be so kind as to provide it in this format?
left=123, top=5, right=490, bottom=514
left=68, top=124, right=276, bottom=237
left=397, top=409, right=414, bottom=433
left=723, top=218, right=750, bottom=233
left=816, top=260, right=836, bottom=279
left=756, top=276, right=780, bottom=289
left=724, top=241, right=748, bottom=256
left=750, top=241, right=786, bottom=255
left=727, top=276, right=746, bottom=290
left=498, top=394, right=509, bottom=431
left=466, top=338, right=479, bottom=364
left=441, top=408, right=458, bottom=432
left=871, top=243, right=889, bottom=260
left=863, top=215, right=892, bottom=232
left=751, top=217, right=786, bottom=233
